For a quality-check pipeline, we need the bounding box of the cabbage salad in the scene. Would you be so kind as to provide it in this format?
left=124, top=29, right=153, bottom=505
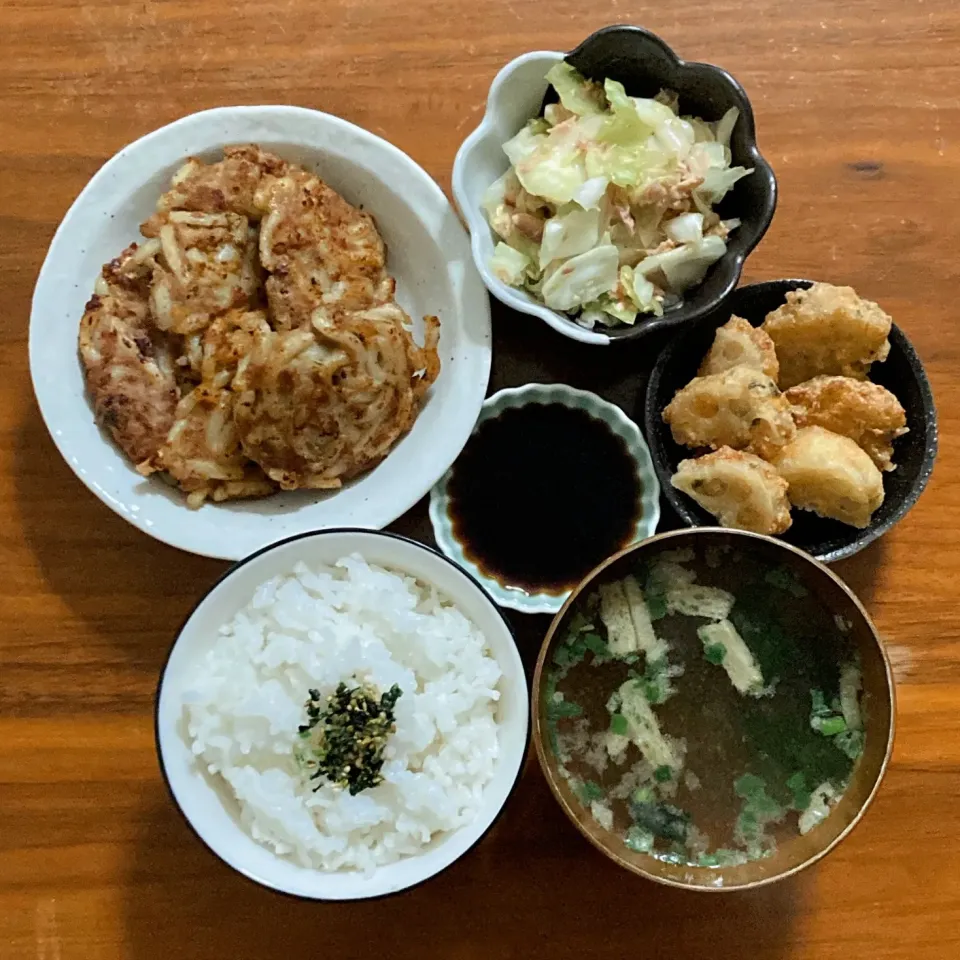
left=482, top=64, right=752, bottom=329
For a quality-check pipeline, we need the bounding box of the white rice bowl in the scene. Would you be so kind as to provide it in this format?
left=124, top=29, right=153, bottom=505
left=184, top=556, right=502, bottom=873
left=156, top=529, right=528, bottom=900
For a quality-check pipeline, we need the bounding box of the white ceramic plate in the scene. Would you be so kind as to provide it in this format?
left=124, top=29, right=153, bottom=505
left=30, top=106, right=491, bottom=560
left=156, top=529, right=529, bottom=900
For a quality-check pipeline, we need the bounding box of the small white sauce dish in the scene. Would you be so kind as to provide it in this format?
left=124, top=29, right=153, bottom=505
left=31, top=105, right=491, bottom=560
left=155, top=528, right=529, bottom=900
left=429, top=383, right=661, bottom=615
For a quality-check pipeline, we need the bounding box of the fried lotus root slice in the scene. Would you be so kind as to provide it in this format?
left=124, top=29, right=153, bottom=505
left=785, top=375, right=908, bottom=472
left=698, top=315, right=780, bottom=382
left=255, top=170, right=393, bottom=330
left=663, top=366, right=796, bottom=460
left=761, top=283, right=892, bottom=389
left=149, top=144, right=290, bottom=220
left=78, top=241, right=178, bottom=466
left=141, top=383, right=275, bottom=509
left=671, top=447, right=792, bottom=535
left=145, top=211, right=261, bottom=336
left=773, top=426, right=884, bottom=529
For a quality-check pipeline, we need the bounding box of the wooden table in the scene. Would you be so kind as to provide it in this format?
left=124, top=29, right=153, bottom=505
left=3, top=0, right=959, bottom=956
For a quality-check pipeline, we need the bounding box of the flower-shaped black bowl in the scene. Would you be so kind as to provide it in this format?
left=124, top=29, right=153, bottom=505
left=565, top=25, right=777, bottom=341
left=644, top=279, right=939, bottom=562
left=454, top=24, right=778, bottom=346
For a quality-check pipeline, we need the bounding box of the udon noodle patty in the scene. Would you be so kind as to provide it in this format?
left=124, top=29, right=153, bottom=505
left=232, top=305, right=440, bottom=490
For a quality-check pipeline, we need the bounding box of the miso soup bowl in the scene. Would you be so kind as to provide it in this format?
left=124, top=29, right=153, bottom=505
left=531, top=527, right=895, bottom=892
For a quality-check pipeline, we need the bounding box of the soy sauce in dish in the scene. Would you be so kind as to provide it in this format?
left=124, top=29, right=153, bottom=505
left=446, top=403, right=642, bottom=595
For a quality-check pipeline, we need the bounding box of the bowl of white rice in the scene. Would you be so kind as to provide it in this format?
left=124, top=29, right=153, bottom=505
left=156, top=528, right=528, bottom=900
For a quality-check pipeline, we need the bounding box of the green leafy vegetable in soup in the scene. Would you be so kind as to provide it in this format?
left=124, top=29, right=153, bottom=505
left=544, top=545, right=865, bottom=867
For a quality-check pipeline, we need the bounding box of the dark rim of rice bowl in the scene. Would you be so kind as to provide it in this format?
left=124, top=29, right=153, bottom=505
left=154, top=527, right=529, bottom=902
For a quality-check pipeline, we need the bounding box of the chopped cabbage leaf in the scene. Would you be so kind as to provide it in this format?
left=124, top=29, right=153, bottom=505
left=510, top=123, right=588, bottom=204
left=540, top=243, right=619, bottom=311
left=654, top=117, right=696, bottom=159
left=584, top=140, right=666, bottom=189
left=594, top=295, right=637, bottom=326
left=599, top=78, right=652, bottom=145
left=572, top=175, right=610, bottom=210
left=697, top=165, right=753, bottom=204
left=545, top=62, right=605, bottom=117
left=490, top=242, right=532, bottom=286
left=620, top=265, right=662, bottom=316
left=636, top=235, right=727, bottom=291
left=633, top=97, right=678, bottom=128
left=664, top=212, right=704, bottom=245
left=502, top=121, right=547, bottom=166
left=715, top=106, right=740, bottom=147
left=539, top=205, right=602, bottom=267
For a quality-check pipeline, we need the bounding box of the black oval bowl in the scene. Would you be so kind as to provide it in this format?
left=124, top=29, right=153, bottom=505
left=548, top=24, right=777, bottom=342
left=644, top=279, right=939, bottom=563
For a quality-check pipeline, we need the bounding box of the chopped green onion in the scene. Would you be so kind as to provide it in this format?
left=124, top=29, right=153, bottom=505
left=548, top=700, right=583, bottom=720
left=583, top=632, right=608, bottom=657
left=813, top=716, right=847, bottom=737
left=579, top=780, right=604, bottom=803
left=704, top=642, right=726, bottom=665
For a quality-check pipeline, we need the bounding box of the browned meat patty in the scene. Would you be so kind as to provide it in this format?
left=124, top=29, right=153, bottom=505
left=78, top=242, right=178, bottom=466
left=255, top=169, right=394, bottom=330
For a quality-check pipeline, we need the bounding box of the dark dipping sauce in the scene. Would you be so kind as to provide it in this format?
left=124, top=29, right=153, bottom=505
left=446, top=403, right=643, bottom=595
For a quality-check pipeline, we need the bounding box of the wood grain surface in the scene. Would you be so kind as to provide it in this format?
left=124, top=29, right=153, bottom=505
left=2, top=0, right=959, bottom=957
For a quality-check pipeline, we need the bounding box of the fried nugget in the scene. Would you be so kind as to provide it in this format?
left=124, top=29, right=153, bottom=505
left=785, top=375, right=908, bottom=471
left=761, top=283, right=892, bottom=389
left=773, top=426, right=884, bottom=528
left=671, top=447, right=792, bottom=535
left=663, top=366, right=796, bottom=460
left=698, top=315, right=779, bottom=382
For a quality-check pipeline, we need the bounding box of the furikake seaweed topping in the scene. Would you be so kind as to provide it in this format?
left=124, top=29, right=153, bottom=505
left=296, top=682, right=403, bottom=796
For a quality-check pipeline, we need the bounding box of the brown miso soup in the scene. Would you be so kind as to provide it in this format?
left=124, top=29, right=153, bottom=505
left=543, top=543, right=864, bottom=868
